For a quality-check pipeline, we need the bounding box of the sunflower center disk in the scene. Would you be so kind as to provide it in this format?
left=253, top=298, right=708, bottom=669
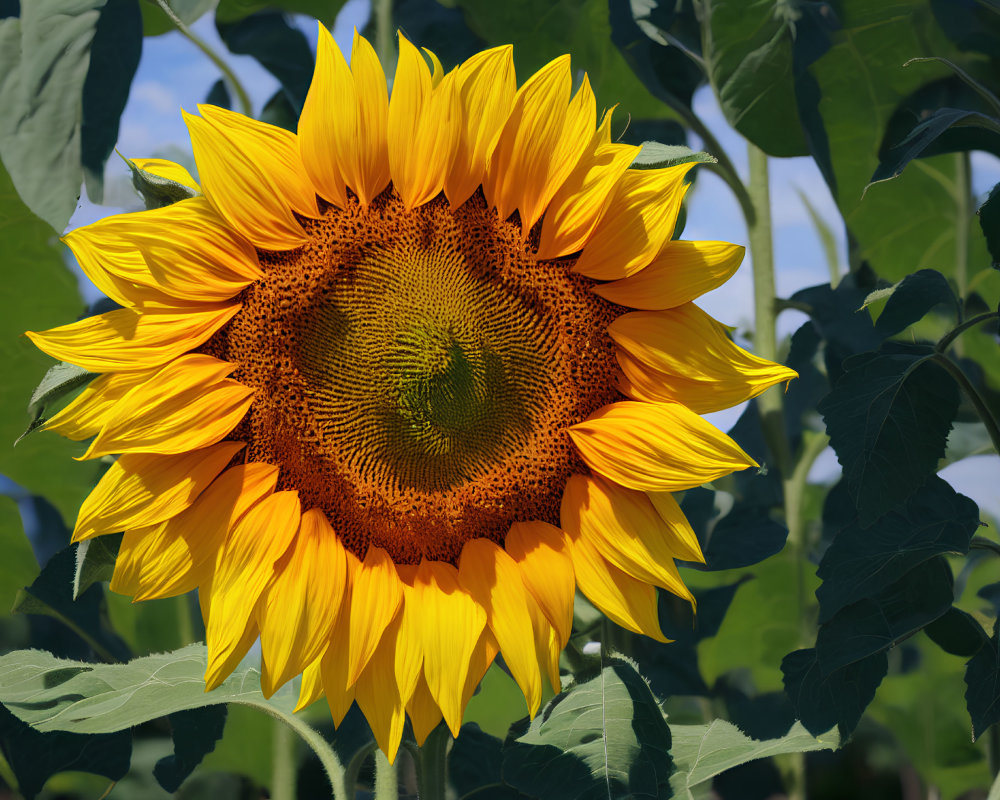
left=220, top=191, right=622, bottom=564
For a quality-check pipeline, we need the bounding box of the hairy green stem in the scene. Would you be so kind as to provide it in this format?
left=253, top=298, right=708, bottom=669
left=375, top=749, right=400, bottom=800
left=271, top=717, right=297, bottom=800
left=154, top=0, right=253, bottom=117
left=374, top=0, right=396, bottom=76
left=936, top=312, right=1000, bottom=354
left=413, top=725, right=450, bottom=800
left=930, top=353, right=1000, bottom=456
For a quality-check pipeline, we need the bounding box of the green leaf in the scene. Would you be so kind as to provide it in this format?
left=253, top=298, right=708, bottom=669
left=668, top=720, right=837, bottom=799
left=154, top=706, right=228, bottom=793
left=73, top=533, right=121, bottom=600
left=871, top=269, right=959, bottom=338
left=700, top=506, right=788, bottom=570
left=816, top=476, right=980, bottom=623
left=0, top=498, right=39, bottom=615
left=819, top=344, right=960, bottom=524
left=815, top=556, right=954, bottom=673
left=140, top=0, right=217, bottom=37
left=122, top=153, right=199, bottom=209
left=782, top=647, right=888, bottom=738
left=502, top=658, right=672, bottom=800
left=0, top=0, right=140, bottom=230
left=965, top=618, right=1000, bottom=740
left=925, top=607, right=989, bottom=657
left=450, top=725, right=518, bottom=800
left=980, top=182, right=1000, bottom=269
left=215, top=0, right=346, bottom=26
left=18, top=361, right=97, bottom=444
left=631, top=142, right=717, bottom=169
left=215, top=11, right=314, bottom=111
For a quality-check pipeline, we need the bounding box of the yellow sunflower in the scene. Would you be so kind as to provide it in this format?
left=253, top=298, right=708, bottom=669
left=26, top=28, right=795, bottom=761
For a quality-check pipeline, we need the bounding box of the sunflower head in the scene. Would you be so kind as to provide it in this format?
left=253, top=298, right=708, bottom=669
left=26, top=27, right=795, bottom=761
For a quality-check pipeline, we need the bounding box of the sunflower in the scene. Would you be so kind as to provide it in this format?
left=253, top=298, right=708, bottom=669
left=26, top=28, right=795, bottom=761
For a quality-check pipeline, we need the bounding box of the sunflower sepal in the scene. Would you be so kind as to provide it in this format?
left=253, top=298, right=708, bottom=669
left=17, top=361, right=97, bottom=445
left=631, top=141, right=718, bottom=170
left=120, top=153, right=200, bottom=210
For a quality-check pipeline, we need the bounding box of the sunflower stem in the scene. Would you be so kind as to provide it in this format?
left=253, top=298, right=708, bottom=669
left=374, top=0, right=396, bottom=77
left=271, top=716, right=297, bottom=800
left=374, top=749, right=400, bottom=800
left=413, top=724, right=450, bottom=800
left=153, top=0, right=254, bottom=117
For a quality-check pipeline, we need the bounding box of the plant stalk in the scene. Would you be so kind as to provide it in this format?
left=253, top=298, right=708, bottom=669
left=374, top=0, right=396, bottom=76
left=930, top=353, right=1000, bottom=456
left=375, top=749, right=400, bottom=800
left=271, top=717, right=297, bottom=800
left=413, top=724, right=450, bottom=800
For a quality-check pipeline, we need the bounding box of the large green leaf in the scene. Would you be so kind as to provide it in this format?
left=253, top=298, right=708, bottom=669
left=0, top=162, right=97, bottom=523
left=965, top=618, right=1000, bottom=741
left=806, top=0, right=996, bottom=289
left=453, top=0, right=668, bottom=125
left=669, top=720, right=837, bottom=799
left=502, top=658, right=673, bottom=800
left=215, top=0, right=346, bottom=26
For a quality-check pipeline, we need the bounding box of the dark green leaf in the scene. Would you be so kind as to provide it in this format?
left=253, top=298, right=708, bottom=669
left=965, top=619, right=1000, bottom=740
left=930, top=0, right=1000, bottom=57
left=73, top=533, right=121, bottom=600
left=702, top=506, right=788, bottom=570
left=123, top=153, right=199, bottom=209
left=871, top=269, right=959, bottom=338
left=782, top=647, right=888, bottom=738
left=631, top=142, right=716, bottom=169
left=205, top=77, right=231, bottom=109
left=815, top=556, right=954, bottom=673
left=392, top=0, right=486, bottom=70
left=502, top=658, right=672, bottom=800
left=820, top=344, right=960, bottom=524
left=0, top=703, right=131, bottom=800
left=259, top=89, right=298, bottom=132
left=216, top=11, right=313, bottom=111
left=80, top=0, right=142, bottom=203
left=816, top=476, right=979, bottom=622
left=925, top=607, right=989, bottom=657
left=980, top=182, right=1000, bottom=269
left=141, top=0, right=216, bottom=37
left=215, top=0, right=345, bottom=26
left=669, top=720, right=836, bottom=799
left=154, top=706, right=228, bottom=792
left=450, top=724, right=521, bottom=800
left=868, top=107, right=1000, bottom=189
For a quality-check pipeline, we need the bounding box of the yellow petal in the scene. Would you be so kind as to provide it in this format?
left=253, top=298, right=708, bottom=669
left=569, top=401, right=757, bottom=492
left=565, top=530, right=667, bottom=642
left=526, top=601, right=561, bottom=692
left=348, top=546, right=404, bottom=684
left=485, top=57, right=595, bottom=234
left=407, top=670, right=444, bottom=746
left=298, top=24, right=351, bottom=207
left=537, top=118, right=639, bottom=260
left=388, top=36, right=460, bottom=209
left=205, top=490, right=301, bottom=689
left=258, top=508, right=349, bottom=697
left=296, top=654, right=326, bottom=712
left=646, top=491, right=705, bottom=564
left=573, top=165, right=694, bottom=280
left=72, top=441, right=244, bottom=541
left=348, top=31, right=390, bottom=204
left=111, top=461, right=279, bottom=601
left=79, top=354, right=254, bottom=459
left=394, top=581, right=425, bottom=708
left=128, top=157, right=200, bottom=191
left=321, top=559, right=358, bottom=726
left=593, top=241, right=744, bottom=309
left=200, top=575, right=262, bottom=692
left=608, top=304, right=798, bottom=412
left=64, top=196, right=260, bottom=304
left=45, top=368, right=155, bottom=441
left=445, top=45, right=516, bottom=208
left=459, top=539, right=541, bottom=717
left=413, top=560, right=486, bottom=735
left=355, top=615, right=406, bottom=763
left=185, top=110, right=307, bottom=251
left=461, top=628, right=499, bottom=714
left=26, top=304, right=241, bottom=373
left=505, top=521, right=575, bottom=647
left=561, top=474, right=693, bottom=603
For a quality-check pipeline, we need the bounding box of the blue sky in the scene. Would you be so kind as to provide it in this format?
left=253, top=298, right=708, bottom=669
left=65, top=3, right=1000, bottom=518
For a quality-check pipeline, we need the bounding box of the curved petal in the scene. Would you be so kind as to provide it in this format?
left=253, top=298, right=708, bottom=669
left=565, top=530, right=668, bottom=642
left=394, top=581, right=425, bottom=708
left=111, top=462, right=279, bottom=601
left=645, top=491, right=705, bottom=564
left=505, top=521, right=575, bottom=647
left=185, top=110, right=307, bottom=251
left=593, top=241, right=744, bottom=309
left=608, top=305, right=798, bottom=411
left=348, top=546, right=404, bottom=684
left=355, top=615, right=406, bottom=763
left=445, top=45, right=516, bottom=208
left=72, top=441, right=245, bottom=541
left=461, top=627, right=500, bottom=714
left=348, top=31, right=390, bottom=204
left=26, top=304, right=241, bottom=373
left=561, top=474, right=694, bottom=602
left=459, top=539, right=542, bottom=717
left=296, top=654, right=326, bottom=712
left=258, top=508, right=349, bottom=697
left=406, top=670, right=444, bottom=746
left=573, top=165, right=693, bottom=280
left=78, top=354, right=254, bottom=460
left=320, top=554, right=359, bottom=726
left=205, top=490, right=301, bottom=689
left=569, top=401, right=757, bottom=492
left=45, top=368, right=156, bottom=441
left=413, top=560, right=486, bottom=736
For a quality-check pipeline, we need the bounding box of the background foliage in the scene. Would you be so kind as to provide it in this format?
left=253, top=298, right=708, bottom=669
left=1, top=0, right=1000, bottom=798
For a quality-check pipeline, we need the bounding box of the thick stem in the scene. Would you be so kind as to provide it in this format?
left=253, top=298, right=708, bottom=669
left=935, top=312, right=1000, bottom=354
left=270, top=717, right=297, bottom=800
left=414, top=724, right=450, bottom=800
left=375, top=749, right=400, bottom=800
left=154, top=0, right=253, bottom=117
left=374, top=0, right=396, bottom=76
